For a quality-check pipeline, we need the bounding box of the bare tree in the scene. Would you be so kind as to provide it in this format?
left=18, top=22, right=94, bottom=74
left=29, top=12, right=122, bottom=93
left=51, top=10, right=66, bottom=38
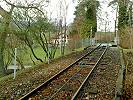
left=0, top=0, right=49, bottom=76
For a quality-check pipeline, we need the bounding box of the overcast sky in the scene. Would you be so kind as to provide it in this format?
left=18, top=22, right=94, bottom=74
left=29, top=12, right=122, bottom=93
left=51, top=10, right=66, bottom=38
left=98, top=0, right=116, bottom=32
left=0, top=0, right=116, bottom=32
left=45, top=0, right=78, bottom=24
left=45, top=0, right=116, bottom=32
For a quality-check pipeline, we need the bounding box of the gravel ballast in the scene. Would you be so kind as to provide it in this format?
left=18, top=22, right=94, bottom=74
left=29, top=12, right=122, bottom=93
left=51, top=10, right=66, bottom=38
left=0, top=47, right=94, bottom=99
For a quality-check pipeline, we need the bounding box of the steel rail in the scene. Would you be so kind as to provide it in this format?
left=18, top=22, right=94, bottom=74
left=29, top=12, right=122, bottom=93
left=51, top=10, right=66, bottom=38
left=19, top=44, right=101, bottom=100
left=71, top=46, right=108, bottom=100
left=49, top=46, right=104, bottom=99
left=49, top=66, right=83, bottom=100
left=48, top=45, right=104, bottom=100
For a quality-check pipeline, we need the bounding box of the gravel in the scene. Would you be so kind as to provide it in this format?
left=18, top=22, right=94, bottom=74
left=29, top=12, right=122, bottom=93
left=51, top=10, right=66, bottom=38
left=78, top=47, right=120, bottom=100
left=0, top=47, right=94, bottom=99
left=28, top=47, right=106, bottom=99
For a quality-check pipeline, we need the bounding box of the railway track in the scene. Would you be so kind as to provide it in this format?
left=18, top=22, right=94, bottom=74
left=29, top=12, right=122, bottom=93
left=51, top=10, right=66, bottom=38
left=72, top=47, right=120, bottom=100
left=19, top=45, right=108, bottom=100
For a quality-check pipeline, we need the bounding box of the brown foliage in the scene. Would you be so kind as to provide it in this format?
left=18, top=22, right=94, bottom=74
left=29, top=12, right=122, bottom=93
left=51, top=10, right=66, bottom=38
left=123, top=52, right=133, bottom=99
left=119, top=27, right=133, bottom=49
left=95, top=33, right=115, bottom=42
left=68, top=33, right=81, bottom=50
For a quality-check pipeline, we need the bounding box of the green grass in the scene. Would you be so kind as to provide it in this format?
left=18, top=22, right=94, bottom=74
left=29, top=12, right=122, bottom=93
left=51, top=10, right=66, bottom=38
left=75, top=47, right=85, bottom=51
left=21, top=46, right=85, bottom=65
left=123, top=49, right=133, bottom=53
left=17, top=46, right=72, bottom=65
left=0, top=46, right=86, bottom=79
left=4, top=45, right=85, bottom=69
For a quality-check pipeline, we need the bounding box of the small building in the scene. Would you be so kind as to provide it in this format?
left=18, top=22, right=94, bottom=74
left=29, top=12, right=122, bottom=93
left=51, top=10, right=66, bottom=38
left=51, top=32, right=69, bottom=46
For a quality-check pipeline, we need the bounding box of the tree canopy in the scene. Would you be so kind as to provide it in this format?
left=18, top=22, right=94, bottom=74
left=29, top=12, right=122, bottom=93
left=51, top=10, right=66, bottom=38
left=71, top=0, right=100, bottom=38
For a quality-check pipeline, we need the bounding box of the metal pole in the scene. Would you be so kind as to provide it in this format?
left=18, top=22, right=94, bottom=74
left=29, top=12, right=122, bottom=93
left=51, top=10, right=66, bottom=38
left=129, top=4, right=132, bottom=49
left=13, top=48, right=17, bottom=79
left=90, top=26, right=92, bottom=46
left=48, top=31, right=51, bottom=64
left=48, top=45, right=49, bottom=64
left=105, top=21, right=107, bottom=43
left=115, top=4, right=119, bottom=46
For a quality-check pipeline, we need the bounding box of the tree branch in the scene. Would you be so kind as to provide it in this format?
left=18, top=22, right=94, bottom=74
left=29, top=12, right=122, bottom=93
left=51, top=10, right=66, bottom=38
left=4, top=0, right=45, bottom=15
left=0, top=6, right=10, bottom=18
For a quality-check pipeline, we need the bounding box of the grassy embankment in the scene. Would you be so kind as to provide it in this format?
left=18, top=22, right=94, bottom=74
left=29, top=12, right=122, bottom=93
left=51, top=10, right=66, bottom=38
left=0, top=45, right=86, bottom=78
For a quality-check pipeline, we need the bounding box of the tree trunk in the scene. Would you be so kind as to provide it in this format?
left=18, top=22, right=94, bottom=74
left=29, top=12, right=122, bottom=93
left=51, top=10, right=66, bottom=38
left=0, top=33, right=7, bottom=76
left=0, top=49, right=5, bottom=76
left=0, top=5, right=13, bottom=76
left=25, top=36, right=43, bottom=62
left=118, top=0, right=129, bottom=47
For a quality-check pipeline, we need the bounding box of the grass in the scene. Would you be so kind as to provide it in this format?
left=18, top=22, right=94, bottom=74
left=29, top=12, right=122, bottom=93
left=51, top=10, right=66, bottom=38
left=14, top=46, right=73, bottom=66
left=75, top=47, right=85, bottom=51
left=6, top=45, right=85, bottom=69
left=0, top=46, right=85, bottom=79
left=123, top=50, right=133, bottom=99
left=123, top=49, right=133, bottom=53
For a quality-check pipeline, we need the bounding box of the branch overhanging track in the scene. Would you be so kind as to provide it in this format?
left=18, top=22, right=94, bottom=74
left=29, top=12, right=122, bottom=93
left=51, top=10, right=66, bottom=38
left=19, top=44, right=108, bottom=100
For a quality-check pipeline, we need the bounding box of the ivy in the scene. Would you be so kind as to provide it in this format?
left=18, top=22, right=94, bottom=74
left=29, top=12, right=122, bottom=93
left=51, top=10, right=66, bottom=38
left=80, top=19, right=96, bottom=38
left=118, top=4, right=129, bottom=29
left=72, top=0, right=99, bottom=38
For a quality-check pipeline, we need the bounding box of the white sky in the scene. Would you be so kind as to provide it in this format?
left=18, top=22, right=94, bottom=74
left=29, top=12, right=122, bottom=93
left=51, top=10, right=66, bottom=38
left=45, top=0, right=116, bottom=32
left=97, top=0, right=116, bottom=32
left=0, top=0, right=116, bottom=32
left=45, top=0, right=78, bottom=24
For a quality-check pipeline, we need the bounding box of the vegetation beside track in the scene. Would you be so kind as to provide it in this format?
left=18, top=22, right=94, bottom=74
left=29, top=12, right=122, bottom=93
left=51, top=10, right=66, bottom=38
left=0, top=47, right=92, bottom=99
left=123, top=49, right=133, bottom=99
